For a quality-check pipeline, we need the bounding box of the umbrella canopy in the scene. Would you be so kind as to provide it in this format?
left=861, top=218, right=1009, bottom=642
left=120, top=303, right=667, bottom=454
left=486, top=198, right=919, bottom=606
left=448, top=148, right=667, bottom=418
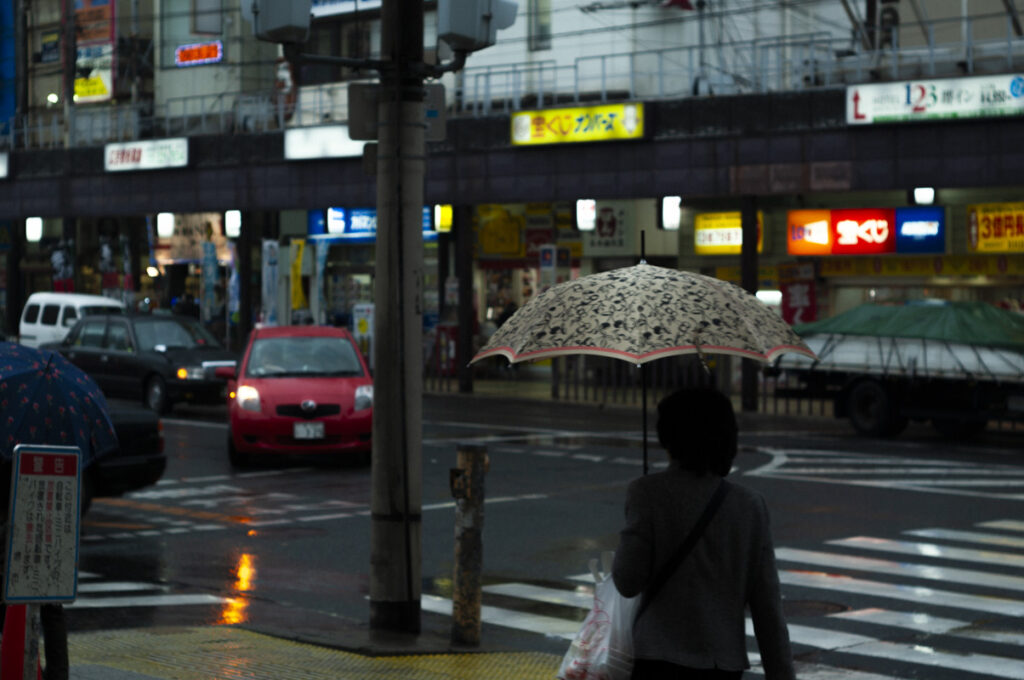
left=0, top=342, right=118, bottom=466
left=472, top=264, right=815, bottom=366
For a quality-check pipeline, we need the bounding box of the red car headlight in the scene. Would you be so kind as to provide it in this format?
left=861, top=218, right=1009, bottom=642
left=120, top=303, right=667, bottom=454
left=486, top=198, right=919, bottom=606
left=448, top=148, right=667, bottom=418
left=236, top=385, right=261, bottom=412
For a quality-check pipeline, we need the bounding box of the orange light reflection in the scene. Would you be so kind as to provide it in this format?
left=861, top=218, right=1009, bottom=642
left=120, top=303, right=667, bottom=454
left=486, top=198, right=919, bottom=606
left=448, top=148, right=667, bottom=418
left=217, top=553, right=255, bottom=625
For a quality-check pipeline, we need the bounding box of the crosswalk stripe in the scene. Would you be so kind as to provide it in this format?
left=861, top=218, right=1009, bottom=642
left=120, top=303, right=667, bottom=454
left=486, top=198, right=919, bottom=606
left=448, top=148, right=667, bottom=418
left=979, top=519, right=1024, bottom=533
left=779, top=570, right=1024, bottom=617
left=828, top=537, right=1024, bottom=568
left=775, top=547, right=1024, bottom=593
left=67, top=594, right=226, bottom=609
left=77, top=582, right=167, bottom=594
left=748, top=662, right=898, bottom=679
left=774, top=467, right=1019, bottom=476
left=829, top=608, right=966, bottom=634
left=832, top=608, right=1024, bottom=647
left=420, top=594, right=578, bottom=640
left=482, top=583, right=594, bottom=610
left=904, top=528, right=1024, bottom=549
left=757, top=620, right=1024, bottom=678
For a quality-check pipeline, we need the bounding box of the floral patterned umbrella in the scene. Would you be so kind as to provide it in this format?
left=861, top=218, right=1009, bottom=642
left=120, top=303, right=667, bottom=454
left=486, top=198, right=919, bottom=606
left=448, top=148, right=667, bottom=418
left=471, top=264, right=816, bottom=474
left=0, top=342, right=118, bottom=467
left=471, top=264, right=815, bottom=366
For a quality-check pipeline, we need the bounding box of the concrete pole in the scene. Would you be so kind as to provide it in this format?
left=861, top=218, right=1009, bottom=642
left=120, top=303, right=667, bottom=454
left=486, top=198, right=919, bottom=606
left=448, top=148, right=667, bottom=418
left=450, top=443, right=487, bottom=646
left=369, top=0, right=425, bottom=634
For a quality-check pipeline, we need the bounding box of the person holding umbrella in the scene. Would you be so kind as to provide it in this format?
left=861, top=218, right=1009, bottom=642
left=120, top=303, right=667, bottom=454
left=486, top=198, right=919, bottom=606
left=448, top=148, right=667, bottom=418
left=0, top=341, right=119, bottom=680
left=612, top=388, right=795, bottom=680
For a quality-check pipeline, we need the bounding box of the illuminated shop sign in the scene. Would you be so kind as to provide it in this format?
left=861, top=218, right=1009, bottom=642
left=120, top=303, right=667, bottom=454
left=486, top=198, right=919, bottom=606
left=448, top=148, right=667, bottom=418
left=831, top=209, right=895, bottom=255
left=788, top=208, right=945, bottom=255
left=694, top=211, right=763, bottom=255
left=967, top=202, right=1024, bottom=253
left=786, top=210, right=832, bottom=256
left=308, top=208, right=436, bottom=242
left=847, top=74, right=1024, bottom=125
left=510, top=103, right=644, bottom=146
left=175, top=40, right=223, bottom=67
left=104, top=138, right=188, bottom=172
left=895, top=207, right=946, bottom=254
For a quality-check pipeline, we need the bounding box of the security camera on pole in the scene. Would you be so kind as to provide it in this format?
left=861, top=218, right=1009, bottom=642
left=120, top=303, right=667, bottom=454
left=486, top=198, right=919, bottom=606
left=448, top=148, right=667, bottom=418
left=250, top=0, right=516, bottom=635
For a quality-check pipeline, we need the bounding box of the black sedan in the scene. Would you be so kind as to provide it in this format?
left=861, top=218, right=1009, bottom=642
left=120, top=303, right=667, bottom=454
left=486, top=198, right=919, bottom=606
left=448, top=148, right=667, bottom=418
left=45, top=313, right=237, bottom=413
left=84, top=399, right=166, bottom=514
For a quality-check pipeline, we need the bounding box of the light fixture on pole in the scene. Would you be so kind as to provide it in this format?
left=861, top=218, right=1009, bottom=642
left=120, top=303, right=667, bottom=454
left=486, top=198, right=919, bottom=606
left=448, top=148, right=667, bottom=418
left=26, top=217, right=43, bottom=242
left=912, top=186, right=935, bottom=205
left=661, top=196, right=682, bottom=230
left=225, top=210, right=242, bottom=238
left=576, top=199, right=596, bottom=231
left=156, top=212, right=175, bottom=238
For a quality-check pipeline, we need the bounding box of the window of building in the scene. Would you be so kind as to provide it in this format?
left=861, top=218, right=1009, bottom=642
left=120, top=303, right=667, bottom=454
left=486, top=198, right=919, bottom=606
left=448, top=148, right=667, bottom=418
left=193, top=0, right=223, bottom=35
left=529, top=0, right=552, bottom=52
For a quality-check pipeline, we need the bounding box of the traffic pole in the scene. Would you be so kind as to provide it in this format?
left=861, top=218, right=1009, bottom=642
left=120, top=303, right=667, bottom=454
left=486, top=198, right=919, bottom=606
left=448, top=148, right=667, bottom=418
left=369, top=0, right=426, bottom=633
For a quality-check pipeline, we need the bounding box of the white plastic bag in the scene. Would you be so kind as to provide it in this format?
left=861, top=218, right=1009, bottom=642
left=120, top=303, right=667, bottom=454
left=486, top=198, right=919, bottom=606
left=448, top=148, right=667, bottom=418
left=557, top=551, right=637, bottom=680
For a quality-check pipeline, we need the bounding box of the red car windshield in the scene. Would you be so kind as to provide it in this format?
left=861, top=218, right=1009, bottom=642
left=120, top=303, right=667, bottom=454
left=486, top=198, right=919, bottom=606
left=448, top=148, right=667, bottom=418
left=245, top=336, right=365, bottom=378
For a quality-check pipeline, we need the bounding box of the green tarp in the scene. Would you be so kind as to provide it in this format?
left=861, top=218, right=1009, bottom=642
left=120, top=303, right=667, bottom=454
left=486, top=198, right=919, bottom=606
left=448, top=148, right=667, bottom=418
left=793, top=302, right=1024, bottom=351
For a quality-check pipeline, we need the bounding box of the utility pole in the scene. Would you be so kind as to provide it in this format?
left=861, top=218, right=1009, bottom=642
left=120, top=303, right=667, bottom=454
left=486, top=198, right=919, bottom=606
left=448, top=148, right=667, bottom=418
left=62, top=0, right=75, bottom=147
left=369, top=0, right=425, bottom=633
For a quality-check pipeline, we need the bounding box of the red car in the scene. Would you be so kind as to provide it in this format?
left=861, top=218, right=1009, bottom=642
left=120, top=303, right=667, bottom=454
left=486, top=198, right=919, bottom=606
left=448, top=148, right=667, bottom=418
left=218, top=326, right=373, bottom=467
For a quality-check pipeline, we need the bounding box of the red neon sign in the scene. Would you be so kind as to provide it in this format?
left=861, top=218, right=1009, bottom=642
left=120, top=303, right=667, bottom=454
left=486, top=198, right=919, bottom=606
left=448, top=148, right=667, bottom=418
left=175, top=41, right=223, bottom=67
left=830, top=209, right=896, bottom=255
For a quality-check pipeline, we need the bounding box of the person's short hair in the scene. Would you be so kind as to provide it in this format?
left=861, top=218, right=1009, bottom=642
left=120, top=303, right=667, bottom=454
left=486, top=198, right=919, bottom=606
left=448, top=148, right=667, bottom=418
left=656, top=387, right=737, bottom=476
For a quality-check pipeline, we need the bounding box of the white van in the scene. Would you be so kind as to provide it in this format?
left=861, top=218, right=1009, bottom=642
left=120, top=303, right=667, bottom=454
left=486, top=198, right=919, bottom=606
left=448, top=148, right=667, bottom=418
left=19, top=292, right=126, bottom=348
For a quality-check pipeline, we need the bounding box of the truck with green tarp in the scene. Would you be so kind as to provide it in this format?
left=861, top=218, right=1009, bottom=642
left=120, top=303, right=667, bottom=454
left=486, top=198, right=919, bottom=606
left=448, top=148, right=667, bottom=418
left=772, top=301, right=1024, bottom=437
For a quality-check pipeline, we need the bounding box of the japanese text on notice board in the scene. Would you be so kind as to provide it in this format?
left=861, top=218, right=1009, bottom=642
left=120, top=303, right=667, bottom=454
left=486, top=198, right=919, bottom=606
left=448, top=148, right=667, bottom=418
left=4, top=446, right=81, bottom=603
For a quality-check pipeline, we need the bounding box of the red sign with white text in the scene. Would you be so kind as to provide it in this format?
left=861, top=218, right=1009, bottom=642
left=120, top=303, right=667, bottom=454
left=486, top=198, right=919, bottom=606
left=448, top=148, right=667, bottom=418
left=830, top=209, right=896, bottom=255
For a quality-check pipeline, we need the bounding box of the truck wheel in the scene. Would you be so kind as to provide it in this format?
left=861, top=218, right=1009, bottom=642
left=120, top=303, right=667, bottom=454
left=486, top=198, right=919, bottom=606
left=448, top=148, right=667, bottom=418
left=848, top=380, right=903, bottom=437
left=932, top=418, right=987, bottom=439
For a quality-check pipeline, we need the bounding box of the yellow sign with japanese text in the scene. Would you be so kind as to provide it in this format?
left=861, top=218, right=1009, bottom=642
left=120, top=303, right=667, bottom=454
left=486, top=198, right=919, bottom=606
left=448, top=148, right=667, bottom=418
left=694, top=211, right=764, bottom=255
left=967, top=203, right=1024, bottom=252
left=510, top=103, right=644, bottom=146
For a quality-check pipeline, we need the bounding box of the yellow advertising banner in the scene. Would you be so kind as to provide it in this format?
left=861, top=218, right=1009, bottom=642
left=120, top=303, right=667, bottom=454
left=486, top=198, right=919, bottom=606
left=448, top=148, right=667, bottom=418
left=476, top=205, right=525, bottom=258
left=695, top=211, right=764, bottom=255
left=967, top=203, right=1024, bottom=252
left=510, top=103, right=644, bottom=146
left=819, top=254, right=1024, bottom=277
left=290, top=239, right=308, bottom=310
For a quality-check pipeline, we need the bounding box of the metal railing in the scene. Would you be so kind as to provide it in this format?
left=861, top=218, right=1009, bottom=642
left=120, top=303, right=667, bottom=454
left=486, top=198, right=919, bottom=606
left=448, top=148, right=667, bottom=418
left=7, top=12, right=1024, bottom=149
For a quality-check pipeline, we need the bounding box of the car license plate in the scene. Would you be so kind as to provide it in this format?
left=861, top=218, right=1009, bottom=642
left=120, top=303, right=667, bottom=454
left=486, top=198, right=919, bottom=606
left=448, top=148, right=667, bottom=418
left=294, top=422, right=325, bottom=439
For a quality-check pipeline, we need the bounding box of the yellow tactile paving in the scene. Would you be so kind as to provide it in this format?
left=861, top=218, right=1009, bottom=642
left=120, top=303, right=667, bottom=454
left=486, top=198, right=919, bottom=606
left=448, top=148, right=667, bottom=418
left=69, top=627, right=563, bottom=680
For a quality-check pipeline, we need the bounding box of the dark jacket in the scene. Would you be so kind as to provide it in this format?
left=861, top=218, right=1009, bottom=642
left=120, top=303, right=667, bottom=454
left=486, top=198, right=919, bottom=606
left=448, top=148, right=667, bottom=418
left=612, top=463, right=795, bottom=680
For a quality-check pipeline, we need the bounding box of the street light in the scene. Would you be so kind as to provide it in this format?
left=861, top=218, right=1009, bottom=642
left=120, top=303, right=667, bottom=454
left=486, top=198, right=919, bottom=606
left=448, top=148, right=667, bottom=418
left=26, top=217, right=43, bottom=242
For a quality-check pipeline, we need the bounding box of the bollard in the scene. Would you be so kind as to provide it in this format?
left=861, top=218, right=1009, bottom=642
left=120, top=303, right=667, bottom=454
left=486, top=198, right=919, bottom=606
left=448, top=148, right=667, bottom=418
left=449, top=443, right=488, bottom=646
left=1, top=604, right=42, bottom=680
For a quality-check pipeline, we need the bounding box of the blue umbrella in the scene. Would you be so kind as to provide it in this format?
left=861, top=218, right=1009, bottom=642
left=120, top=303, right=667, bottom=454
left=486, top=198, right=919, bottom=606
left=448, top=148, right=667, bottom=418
left=0, top=342, right=118, bottom=467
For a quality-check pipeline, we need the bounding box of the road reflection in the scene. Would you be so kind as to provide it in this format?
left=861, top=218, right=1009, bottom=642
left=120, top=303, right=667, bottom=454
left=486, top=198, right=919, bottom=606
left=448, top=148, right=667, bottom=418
left=218, top=552, right=255, bottom=625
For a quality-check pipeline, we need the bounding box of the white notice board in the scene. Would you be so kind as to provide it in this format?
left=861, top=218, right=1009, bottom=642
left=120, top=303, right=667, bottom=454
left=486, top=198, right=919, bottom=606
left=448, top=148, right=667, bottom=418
left=3, top=445, right=81, bottom=603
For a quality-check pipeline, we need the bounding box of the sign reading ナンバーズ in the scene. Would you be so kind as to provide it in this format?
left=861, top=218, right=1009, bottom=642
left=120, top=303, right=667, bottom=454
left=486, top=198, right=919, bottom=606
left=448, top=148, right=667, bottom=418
left=967, top=203, right=1024, bottom=253
left=4, top=445, right=81, bottom=603
left=511, top=103, right=644, bottom=145
left=847, top=74, right=1024, bottom=125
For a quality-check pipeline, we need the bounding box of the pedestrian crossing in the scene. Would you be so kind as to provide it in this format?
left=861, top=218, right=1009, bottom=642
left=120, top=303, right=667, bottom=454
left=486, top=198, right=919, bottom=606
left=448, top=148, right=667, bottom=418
left=422, top=517, right=1024, bottom=679
left=747, top=447, right=1024, bottom=500
left=66, top=571, right=227, bottom=610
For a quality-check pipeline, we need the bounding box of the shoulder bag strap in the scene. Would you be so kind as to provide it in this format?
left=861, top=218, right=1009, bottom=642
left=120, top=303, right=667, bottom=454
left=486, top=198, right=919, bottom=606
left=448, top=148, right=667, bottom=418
left=633, top=478, right=731, bottom=623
